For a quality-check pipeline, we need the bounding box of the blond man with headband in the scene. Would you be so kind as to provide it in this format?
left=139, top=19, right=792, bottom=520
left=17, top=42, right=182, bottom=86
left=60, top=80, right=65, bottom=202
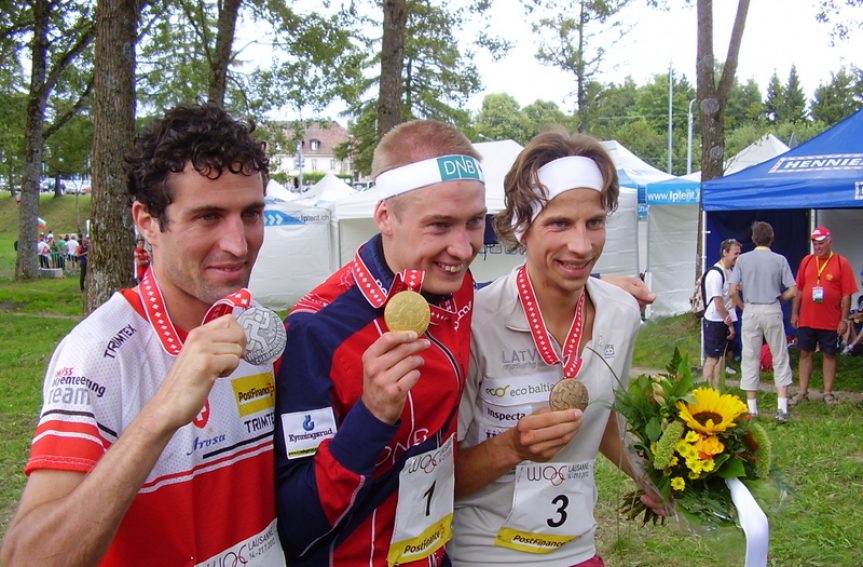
left=274, top=120, right=487, bottom=566
left=451, top=131, right=662, bottom=567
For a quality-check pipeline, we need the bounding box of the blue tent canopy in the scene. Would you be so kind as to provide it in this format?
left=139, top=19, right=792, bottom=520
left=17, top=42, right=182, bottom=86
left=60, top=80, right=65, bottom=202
left=702, top=109, right=863, bottom=211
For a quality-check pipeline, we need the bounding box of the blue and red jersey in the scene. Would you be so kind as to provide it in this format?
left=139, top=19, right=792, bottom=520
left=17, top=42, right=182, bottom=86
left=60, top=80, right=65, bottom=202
left=274, top=235, right=474, bottom=566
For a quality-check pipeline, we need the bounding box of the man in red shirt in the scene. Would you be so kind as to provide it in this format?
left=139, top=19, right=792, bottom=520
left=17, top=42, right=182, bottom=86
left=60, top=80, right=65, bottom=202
left=790, top=226, right=859, bottom=405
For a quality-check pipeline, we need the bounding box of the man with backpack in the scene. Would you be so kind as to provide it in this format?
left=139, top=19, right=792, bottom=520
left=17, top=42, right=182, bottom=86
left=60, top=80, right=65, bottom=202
left=702, top=238, right=743, bottom=388
left=790, top=226, right=858, bottom=405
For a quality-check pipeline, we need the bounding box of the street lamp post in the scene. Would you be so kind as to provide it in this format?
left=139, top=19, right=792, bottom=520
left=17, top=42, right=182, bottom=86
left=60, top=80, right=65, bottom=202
left=687, top=98, right=697, bottom=175
left=667, top=67, right=673, bottom=174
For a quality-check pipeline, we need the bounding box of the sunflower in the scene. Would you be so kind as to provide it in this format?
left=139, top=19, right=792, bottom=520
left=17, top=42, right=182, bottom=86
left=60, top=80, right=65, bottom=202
left=676, top=387, right=748, bottom=434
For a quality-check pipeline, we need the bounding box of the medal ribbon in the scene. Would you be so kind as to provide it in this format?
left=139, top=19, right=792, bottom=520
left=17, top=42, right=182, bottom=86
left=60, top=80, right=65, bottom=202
left=352, top=249, right=457, bottom=326
left=137, top=266, right=252, bottom=356
left=516, top=264, right=586, bottom=379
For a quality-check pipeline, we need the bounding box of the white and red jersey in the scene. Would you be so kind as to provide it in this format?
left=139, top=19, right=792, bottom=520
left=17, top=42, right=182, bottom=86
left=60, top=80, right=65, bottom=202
left=26, top=289, right=283, bottom=566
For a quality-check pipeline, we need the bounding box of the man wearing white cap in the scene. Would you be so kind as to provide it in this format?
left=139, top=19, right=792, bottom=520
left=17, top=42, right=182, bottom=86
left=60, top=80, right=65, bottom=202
left=450, top=131, right=662, bottom=567
left=790, top=226, right=858, bottom=405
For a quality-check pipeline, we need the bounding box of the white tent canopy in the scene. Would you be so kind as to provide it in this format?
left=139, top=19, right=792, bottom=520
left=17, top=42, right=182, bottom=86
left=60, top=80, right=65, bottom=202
left=297, top=172, right=358, bottom=206
left=265, top=178, right=299, bottom=202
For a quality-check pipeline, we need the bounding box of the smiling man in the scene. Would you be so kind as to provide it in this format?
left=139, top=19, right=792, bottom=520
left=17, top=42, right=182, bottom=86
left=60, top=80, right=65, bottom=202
left=274, top=120, right=487, bottom=566
left=1, top=105, right=283, bottom=566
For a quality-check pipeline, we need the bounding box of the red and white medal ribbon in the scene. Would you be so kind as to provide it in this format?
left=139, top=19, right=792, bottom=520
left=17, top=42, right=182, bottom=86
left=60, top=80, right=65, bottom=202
left=516, top=264, right=586, bottom=379
left=137, top=267, right=252, bottom=357
left=352, top=252, right=457, bottom=326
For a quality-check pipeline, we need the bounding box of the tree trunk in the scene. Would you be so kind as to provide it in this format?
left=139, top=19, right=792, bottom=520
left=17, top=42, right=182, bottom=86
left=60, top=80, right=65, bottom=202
left=208, top=0, right=242, bottom=108
left=87, top=0, right=138, bottom=314
left=695, top=0, right=749, bottom=278
left=15, top=0, right=50, bottom=280
left=378, top=0, right=407, bottom=139
left=575, top=1, right=588, bottom=133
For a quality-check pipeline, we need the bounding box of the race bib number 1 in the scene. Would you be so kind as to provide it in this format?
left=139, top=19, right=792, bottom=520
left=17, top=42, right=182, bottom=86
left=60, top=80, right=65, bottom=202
left=388, top=435, right=455, bottom=566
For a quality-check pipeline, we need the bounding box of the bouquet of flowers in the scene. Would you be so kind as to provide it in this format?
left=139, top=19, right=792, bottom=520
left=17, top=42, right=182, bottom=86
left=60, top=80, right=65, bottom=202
left=615, top=349, right=775, bottom=528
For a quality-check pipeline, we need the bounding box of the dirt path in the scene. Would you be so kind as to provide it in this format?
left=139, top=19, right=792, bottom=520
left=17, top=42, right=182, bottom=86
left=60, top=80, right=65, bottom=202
left=630, top=366, right=863, bottom=404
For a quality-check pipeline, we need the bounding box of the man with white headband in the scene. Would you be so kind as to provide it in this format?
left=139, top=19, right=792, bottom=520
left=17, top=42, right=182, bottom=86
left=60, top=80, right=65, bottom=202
left=274, top=120, right=487, bottom=566
left=450, top=131, right=663, bottom=567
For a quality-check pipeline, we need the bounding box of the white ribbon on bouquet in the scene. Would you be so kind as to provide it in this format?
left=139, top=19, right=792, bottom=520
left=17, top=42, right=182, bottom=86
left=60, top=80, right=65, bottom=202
left=725, top=478, right=769, bottom=567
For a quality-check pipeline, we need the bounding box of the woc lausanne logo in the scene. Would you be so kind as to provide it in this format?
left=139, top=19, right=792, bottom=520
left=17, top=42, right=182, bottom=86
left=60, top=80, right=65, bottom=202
left=437, top=155, right=481, bottom=181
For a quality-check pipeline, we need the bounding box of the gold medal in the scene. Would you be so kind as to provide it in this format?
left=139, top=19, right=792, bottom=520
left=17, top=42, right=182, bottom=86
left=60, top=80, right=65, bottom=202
left=549, top=379, right=589, bottom=411
left=384, top=290, right=431, bottom=335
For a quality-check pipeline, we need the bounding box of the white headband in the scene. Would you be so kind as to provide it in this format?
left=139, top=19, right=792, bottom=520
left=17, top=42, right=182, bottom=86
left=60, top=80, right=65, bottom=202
left=374, top=154, right=485, bottom=200
left=514, top=155, right=605, bottom=242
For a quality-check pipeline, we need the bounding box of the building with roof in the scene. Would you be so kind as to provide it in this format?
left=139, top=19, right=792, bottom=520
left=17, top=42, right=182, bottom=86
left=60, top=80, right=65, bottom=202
left=273, top=121, right=353, bottom=185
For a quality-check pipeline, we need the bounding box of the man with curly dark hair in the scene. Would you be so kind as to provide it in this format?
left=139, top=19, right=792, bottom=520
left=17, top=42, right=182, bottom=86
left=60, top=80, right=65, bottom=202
left=2, top=104, right=285, bottom=566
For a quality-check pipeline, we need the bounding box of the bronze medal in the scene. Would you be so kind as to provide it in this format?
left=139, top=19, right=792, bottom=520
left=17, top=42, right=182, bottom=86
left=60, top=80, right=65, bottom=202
left=384, top=290, right=431, bottom=335
left=549, top=379, right=589, bottom=411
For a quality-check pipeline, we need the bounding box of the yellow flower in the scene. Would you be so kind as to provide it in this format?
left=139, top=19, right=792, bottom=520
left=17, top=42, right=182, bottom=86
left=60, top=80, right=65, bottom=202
left=671, top=477, right=685, bottom=491
left=685, top=458, right=702, bottom=473
left=696, top=435, right=725, bottom=458
left=685, top=430, right=700, bottom=443
left=676, top=387, right=748, bottom=434
left=701, top=459, right=715, bottom=473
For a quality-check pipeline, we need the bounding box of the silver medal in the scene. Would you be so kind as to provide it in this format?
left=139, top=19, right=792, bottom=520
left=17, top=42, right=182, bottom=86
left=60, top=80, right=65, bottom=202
left=238, top=306, right=287, bottom=366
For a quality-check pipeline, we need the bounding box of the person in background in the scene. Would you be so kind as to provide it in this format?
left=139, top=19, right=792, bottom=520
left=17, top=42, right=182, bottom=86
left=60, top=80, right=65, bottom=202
left=729, top=221, right=797, bottom=423
left=65, top=234, right=79, bottom=269
left=133, top=236, right=150, bottom=284
left=451, top=131, right=663, bottom=567
left=38, top=236, right=51, bottom=269
left=702, top=238, right=742, bottom=388
left=1, top=104, right=284, bottom=566
left=790, top=226, right=858, bottom=405
left=76, top=235, right=89, bottom=291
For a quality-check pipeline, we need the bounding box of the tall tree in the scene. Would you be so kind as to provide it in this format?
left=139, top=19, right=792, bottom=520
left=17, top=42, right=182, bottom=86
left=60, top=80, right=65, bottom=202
left=87, top=0, right=137, bottom=312
left=526, top=0, right=634, bottom=132
left=810, top=67, right=863, bottom=124
left=784, top=65, right=808, bottom=123
left=763, top=71, right=784, bottom=124
left=472, top=93, right=533, bottom=145
left=695, top=0, right=749, bottom=276
left=724, top=77, right=763, bottom=130
left=348, top=1, right=494, bottom=175
left=15, top=0, right=95, bottom=279
left=378, top=0, right=407, bottom=138
left=208, top=0, right=242, bottom=106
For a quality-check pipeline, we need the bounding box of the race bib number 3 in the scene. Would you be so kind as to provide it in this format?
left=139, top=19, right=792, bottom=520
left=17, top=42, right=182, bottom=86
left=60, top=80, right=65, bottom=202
left=495, top=461, right=596, bottom=554
left=388, top=435, right=455, bottom=566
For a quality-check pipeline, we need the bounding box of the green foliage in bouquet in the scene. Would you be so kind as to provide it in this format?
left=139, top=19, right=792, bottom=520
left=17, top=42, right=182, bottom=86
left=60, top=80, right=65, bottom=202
left=615, top=348, right=775, bottom=528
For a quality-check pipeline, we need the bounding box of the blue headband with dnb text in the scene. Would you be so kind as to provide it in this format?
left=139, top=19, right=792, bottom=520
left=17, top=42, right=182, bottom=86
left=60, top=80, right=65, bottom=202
left=373, top=154, right=485, bottom=199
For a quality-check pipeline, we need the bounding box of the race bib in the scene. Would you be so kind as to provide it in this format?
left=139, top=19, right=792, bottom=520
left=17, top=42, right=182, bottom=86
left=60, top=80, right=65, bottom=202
left=388, top=435, right=455, bottom=566
left=495, top=460, right=596, bottom=554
